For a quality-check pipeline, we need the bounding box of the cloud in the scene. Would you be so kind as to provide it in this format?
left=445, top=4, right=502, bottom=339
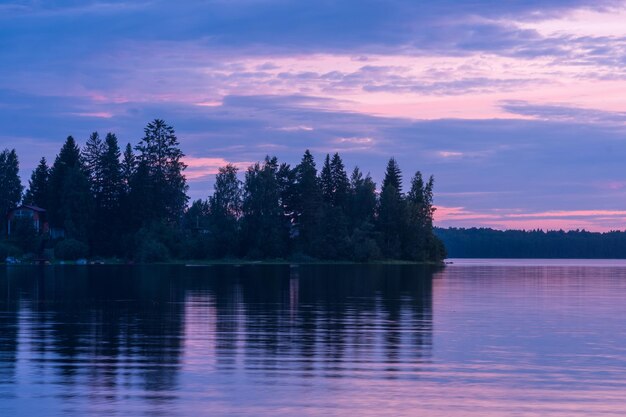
left=5, top=0, right=626, bottom=229
left=183, top=156, right=253, bottom=181
left=436, top=206, right=626, bottom=231
left=501, top=100, right=626, bottom=124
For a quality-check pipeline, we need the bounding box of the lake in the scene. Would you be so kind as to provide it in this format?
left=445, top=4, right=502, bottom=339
left=1, top=260, right=626, bottom=416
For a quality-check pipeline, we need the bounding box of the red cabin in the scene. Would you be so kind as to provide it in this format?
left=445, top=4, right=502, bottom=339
left=6, top=205, right=49, bottom=235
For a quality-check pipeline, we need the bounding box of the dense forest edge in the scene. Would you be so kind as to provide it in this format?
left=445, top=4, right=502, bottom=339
left=0, top=119, right=446, bottom=264
left=436, top=227, right=626, bottom=259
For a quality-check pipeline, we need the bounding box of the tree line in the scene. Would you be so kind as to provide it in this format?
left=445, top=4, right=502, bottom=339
left=436, top=227, right=626, bottom=259
left=1, top=119, right=445, bottom=263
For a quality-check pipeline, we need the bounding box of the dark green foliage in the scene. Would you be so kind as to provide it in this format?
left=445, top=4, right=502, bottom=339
left=182, top=200, right=214, bottom=259
left=0, top=149, right=23, bottom=228
left=208, top=164, right=242, bottom=257
left=403, top=172, right=436, bottom=261
left=377, top=158, right=405, bottom=258
left=0, top=241, right=21, bottom=259
left=136, top=238, right=170, bottom=263
left=92, top=133, right=124, bottom=255
left=348, top=167, right=377, bottom=230
left=23, top=157, right=49, bottom=208
left=350, top=222, right=381, bottom=262
left=7, top=217, right=38, bottom=253
left=433, top=227, right=626, bottom=259
left=121, top=143, right=136, bottom=194
left=11, top=122, right=445, bottom=263
left=47, top=137, right=93, bottom=241
left=240, top=157, right=290, bottom=258
left=293, top=150, right=322, bottom=254
left=83, top=131, right=105, bottom=195
left=133, top=119, right=189, bottom=224
left=54, top=238, right=89, bottom=261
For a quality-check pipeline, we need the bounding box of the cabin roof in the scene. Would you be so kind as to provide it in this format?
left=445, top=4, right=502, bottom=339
left=10, top=205, right=46, bottom=213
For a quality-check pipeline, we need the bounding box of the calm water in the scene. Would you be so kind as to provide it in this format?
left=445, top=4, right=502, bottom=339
left=1, top=261, right=626, bottom=416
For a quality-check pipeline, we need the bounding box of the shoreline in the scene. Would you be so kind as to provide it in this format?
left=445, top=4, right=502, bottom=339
left=1, top=258, right=444, bottom=267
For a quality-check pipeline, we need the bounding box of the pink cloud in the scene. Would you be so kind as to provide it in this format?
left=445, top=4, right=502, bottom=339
left=68, top=111, right=114, bottom=118
left=435, top=206, right=626, bottom=232
left=183, top=156, right=253, bottom=181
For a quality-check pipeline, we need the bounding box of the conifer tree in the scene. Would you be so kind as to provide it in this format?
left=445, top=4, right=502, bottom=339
left=317, top=153, right=351, bottom=259
left=209, top=164, right=242, bottom=257
left=0, top=149, right=23, bottom=230
left=330, top=153, right=349, bottom=206
left=133, top=119, right=188, bottom=223
left=293, top=150, right=322, bottom=255
left=121, top=143, right=136, bottom=194
left=48, top=137, right=92, bottom=241
left=93, top=133, right=124, bottom=255
left=241, top=157, right=289, bottom=258
left=83, top=132, right=106, bottom=195
left=320, top=154, right=333, bottom=204
left=377, top=158, right=405, bottom=258
left=23, top=157, right=49, bottom=208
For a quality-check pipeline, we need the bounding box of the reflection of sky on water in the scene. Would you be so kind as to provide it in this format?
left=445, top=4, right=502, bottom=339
left=0, top=264, right=625, bottom=416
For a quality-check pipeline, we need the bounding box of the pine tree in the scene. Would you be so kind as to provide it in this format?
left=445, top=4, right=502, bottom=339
left=23, top=157, right=49, bottom=208
left=241, top=157, right=289, bottom=258
left=293, top=150, right=322, bottom=255
left=121, top=143, right=136, bottom=194
left=330, top=153, right=348, bottom=205
left=317, top=153, right=350, bottom=259
left=48, top=137, right=92, bottom=241
left=348, top=167, right=377, bottom=228
left=83, top=132, right=106, bottom=195
left=403, top=172, right=445, bottom=261
left=209, top=164, right=242, bottom=257
left=134, top=119, right=189, bottom=223
left=0, top=149, right=23, bottom=232
left=377, top=158, right=405, bottom=259
left=93, top=133, right=124, bottom=255
left=320, top=154, right=333, bottom=204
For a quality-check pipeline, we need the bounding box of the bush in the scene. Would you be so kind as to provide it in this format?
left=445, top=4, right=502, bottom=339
left=135, top=238, right=170, bottom=263
left=0, top=242, right=22, bottom=260
left=54, top=239, right=89, bottom=261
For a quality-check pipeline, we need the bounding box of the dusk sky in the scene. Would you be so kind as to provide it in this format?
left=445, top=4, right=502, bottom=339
left=2, top=0, right=626, bottom=231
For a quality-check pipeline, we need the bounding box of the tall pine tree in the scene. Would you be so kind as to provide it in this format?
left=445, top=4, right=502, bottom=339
left=93, top=133, right=124, bottom=255
left=293, top=150, right=322, bottom=255
left=377, top=158, right=404, bottom=258
left=0, top=149, right=23, bottom=234
left=23, top=157, right=49, bottom=208
left=133, top=119, right=188, bottom=224
left=48, top=137, right=92, bottom=241
left=241, top=157, right=289, bottom=258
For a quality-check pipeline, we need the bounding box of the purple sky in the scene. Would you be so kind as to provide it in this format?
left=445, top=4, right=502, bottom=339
left=2, top=1, right=626, bottom=231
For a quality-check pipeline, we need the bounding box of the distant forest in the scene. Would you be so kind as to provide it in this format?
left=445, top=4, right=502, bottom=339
left=436, top=227, right=626, bottom=259
left=0, top=119, right=445, bottom=263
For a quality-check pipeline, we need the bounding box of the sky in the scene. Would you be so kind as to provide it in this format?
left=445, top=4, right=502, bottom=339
left=2, top=0, right=626, bottom=231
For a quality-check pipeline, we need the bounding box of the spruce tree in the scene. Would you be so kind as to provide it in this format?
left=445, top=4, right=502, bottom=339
left=83, top=131, right=106, bottom=201
left=320, top=154, right=333, bottom=204
left=48, top=137, right=92, bottom=241
left=330, top=153, right=350, bottom=209
left=23, top=157, right=49, bottom=208
left=0, top=149, right=23, bottom=231
left=377, top=158, right=405, bottom=259
left=293, top=150, right=322, bottom=255
left=241, top=157, right=289, bottom=258
left=121, top=143, right=136, bottom=194
left=134, top=119, right=189, bottom=223
left=93, top=133, right=124, bottom=255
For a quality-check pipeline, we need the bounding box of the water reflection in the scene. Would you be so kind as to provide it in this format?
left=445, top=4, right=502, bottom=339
left=0, top=264, right=437, bottom=416
left=5, top=262, right=626, bottom=416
